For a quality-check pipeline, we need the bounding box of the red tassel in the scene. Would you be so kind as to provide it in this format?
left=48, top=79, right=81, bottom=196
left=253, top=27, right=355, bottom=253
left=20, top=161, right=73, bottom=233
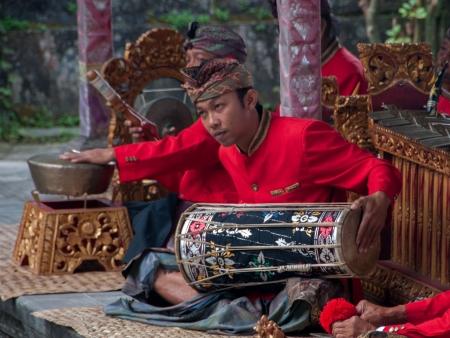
left=319, top=298, right=357, bottom=334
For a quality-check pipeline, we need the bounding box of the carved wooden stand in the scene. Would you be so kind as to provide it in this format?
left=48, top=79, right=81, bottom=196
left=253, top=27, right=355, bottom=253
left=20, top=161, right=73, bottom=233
left=12, top=200, right=132, bottom=275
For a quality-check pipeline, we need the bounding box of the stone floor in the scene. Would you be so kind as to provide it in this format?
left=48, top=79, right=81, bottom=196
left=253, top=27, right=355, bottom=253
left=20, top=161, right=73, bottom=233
left=0, top=136, right=107, bottom=225
left=0, top=138, right=122, bottom=338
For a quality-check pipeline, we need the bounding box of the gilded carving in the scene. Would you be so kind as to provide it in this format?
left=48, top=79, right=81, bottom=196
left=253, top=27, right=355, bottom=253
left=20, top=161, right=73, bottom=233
left=254, top=315, right=286, bottom=338
left=321, top=76, right=339, bottom=109
left=99, top=28, right=186, bottom=202
left=102, top=28, right=186, bottom=144
left=362, top=265, right=441, bottom=305
left=370, top=123, right=449, bottom=175
left=103, top=28, right=186, bottom=109
left=361, top=265, right=391, bottom=303
left=333, top=95, right=373, bottom=149
left=357, top=43, right=434, bottom=95
left=13, top=203, right=43, bottom=270
left=12, top=201, right=132, bottom=275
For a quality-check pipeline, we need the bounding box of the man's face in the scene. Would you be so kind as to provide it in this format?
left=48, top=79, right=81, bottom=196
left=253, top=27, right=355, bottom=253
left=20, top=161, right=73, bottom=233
left=195, top=91, right=251, bottom=147
left=185, top=48, right=216, bottom=67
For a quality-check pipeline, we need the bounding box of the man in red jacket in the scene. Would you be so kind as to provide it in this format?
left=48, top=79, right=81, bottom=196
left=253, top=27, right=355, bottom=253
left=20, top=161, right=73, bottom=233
left=100, top=58, right=399, bottom=335
left=62, top=24, right=247, bottom=263
left=70, top=57, right=401, bottom=335
left=331, top=291, right=450, bottom=338
left=186, top=58, right=400, bottom=253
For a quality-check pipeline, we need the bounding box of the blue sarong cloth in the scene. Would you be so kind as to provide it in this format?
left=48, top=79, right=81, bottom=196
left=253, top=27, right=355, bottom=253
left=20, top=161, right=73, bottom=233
left=106, top=251, right=344, bottom=335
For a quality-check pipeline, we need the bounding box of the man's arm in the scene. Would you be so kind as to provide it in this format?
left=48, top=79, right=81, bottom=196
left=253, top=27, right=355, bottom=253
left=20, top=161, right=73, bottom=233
left=114, top=119, right=220, bottom=184
left=405, top=291, right=450, bottom=325
left=301, top=120, right=402, bottom=253
left=380, top=309, right=450, bottom=338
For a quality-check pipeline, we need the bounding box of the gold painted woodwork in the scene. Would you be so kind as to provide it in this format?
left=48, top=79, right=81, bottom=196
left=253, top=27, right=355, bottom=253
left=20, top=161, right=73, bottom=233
left=370, top=120, right=449, bottom=176
left=321, top=76, right=339, bottom=110
left=333, top=95, right=373, bottom=150
left=254, top=315, right=286, bottom=338
left=357, top=43, right=434, bottom=95
left=366, top=119, right=449, bottom=299
left=102, top=28, right=186, bottom=145
left=99, top=28, right=186, bottom=202
left=13, top=200, right=132, bottom=275
left=362, top=263, right=442, bottom=305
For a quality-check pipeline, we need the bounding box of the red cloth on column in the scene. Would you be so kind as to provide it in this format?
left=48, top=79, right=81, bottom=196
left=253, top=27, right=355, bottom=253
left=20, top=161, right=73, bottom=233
left=274, top=47, right=368, bottom=118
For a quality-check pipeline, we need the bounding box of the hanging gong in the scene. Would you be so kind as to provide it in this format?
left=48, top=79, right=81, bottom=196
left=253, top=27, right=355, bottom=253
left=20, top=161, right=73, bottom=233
left=139, top=97, right=194, bottom=137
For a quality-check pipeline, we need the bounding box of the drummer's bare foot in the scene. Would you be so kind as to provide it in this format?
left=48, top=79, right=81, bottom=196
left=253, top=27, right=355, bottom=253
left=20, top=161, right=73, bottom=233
left=356, top=300, right=407, bottom=326
left=153, top=269, right=199, bottom=304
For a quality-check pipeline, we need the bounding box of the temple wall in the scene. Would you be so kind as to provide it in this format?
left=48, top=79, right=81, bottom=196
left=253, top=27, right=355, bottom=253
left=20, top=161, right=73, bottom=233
left=1, top=0, right=409, bottom=120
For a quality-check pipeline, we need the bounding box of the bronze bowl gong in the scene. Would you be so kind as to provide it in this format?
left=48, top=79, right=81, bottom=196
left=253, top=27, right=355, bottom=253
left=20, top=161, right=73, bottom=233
left=27, top=154, right=115, bottom=196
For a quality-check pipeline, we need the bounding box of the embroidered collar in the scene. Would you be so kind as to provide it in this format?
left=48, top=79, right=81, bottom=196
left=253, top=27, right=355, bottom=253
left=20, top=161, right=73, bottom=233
left=321, top=39, right=340, bottom=66
left=238, top=109, right=271, bottom=156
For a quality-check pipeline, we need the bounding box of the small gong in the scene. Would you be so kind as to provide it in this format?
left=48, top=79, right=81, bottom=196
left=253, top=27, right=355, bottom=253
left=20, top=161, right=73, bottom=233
left=139, top=97, right=194, bottom=137
left=27, top=154, right=115, bottom=197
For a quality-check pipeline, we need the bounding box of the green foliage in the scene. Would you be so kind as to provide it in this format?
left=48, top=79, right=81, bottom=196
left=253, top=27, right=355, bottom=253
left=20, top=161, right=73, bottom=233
left=0, top=17, right=31, bottom=31
left=248, top=7, right=272, bottom=21
left=56, top=114, right=80, bottom=127
left=67, top=2, right=77, bottom=15
left=385, top=0, right=427, bottom=43
left=386, top=23, right=412, bottom=43
left=0, top=16, right=71, bottom=142
left=19, top=107, right=53, bottom=128
left=398, top=0, right=427, bottom=19
left=237, top=0, right=250, bottom=11
left=161, top=10, right=210, bottom=31
left=212, top=7, right=230, bottom=22
left=0, top=17, right=47, bottom=32
left=19, top=107, right=79, bottom=129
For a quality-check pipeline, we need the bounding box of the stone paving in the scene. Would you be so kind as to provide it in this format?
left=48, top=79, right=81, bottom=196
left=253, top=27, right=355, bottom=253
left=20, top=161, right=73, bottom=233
left=0, top=138, right=125, bottom=338
left=0, top=143, right=67, bottom=225
left=0, top=136, right=107, bottom=225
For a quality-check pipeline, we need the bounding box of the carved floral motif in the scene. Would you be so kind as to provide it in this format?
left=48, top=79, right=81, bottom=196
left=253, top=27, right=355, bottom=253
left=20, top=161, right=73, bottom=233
left=362, top=265, right=441, bottom=305
left=13, top=201, right=132, bottom=275
left=333, top=95, right=373, bottom=149
left=99, top=28, right=186, bottom=202
left=321, top=76, right=339, bottom=109
left=370, top=123, right=449, bottom=175
left=357, top=43, right=434, bottom=95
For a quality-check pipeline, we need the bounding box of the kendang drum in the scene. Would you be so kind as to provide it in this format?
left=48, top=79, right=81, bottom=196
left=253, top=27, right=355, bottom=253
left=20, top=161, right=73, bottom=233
left=175, top=203, right=380, bottom=291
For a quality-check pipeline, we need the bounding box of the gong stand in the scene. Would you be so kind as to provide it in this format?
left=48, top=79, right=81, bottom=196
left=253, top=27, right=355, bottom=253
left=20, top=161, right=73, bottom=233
left=12, top=156, right=132, bottom=275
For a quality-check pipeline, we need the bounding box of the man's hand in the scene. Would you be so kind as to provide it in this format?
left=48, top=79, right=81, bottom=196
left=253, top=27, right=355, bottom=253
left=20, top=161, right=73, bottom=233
left=59, top=148, right=115, bottom=164
left=332, top=316, right=375, bottom=338
left=351, top=191, right=391, bottom=254
left=356, top=300, right=388, bottom=327
left=357, top=300, right=406, bottom=327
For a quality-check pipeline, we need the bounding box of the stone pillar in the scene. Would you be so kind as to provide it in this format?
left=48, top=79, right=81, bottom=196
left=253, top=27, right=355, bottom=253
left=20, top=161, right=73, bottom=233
left=277, top=0, right=321, bottom=119
left=77, top=0, right=113, bottom=139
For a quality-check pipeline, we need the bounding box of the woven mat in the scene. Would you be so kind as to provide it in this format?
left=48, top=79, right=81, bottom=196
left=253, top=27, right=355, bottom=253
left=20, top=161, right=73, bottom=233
left=0, top=224, right=124, bottom=301
left=33, top=306, right=254, bottom=338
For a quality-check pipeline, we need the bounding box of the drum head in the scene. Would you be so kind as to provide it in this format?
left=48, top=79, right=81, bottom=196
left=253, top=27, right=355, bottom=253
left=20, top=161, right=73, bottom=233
left=139, top=97, right=193, bottom=137
left=340, top=208, right=380, bottom=277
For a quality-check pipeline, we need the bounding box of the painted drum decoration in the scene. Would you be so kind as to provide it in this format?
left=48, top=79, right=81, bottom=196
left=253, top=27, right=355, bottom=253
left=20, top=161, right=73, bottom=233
left=175, top=203, right=379, bottom=292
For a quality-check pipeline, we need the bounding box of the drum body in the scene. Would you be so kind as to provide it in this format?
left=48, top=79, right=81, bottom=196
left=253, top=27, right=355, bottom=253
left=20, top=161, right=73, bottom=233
left=175, top=203, right=379, bottom=291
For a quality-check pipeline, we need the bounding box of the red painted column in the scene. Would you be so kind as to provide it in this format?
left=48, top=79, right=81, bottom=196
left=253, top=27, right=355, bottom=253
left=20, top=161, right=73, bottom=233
left=277, top=0, right=321, bottom=119
left=77, top=0, right=113, bottom=139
